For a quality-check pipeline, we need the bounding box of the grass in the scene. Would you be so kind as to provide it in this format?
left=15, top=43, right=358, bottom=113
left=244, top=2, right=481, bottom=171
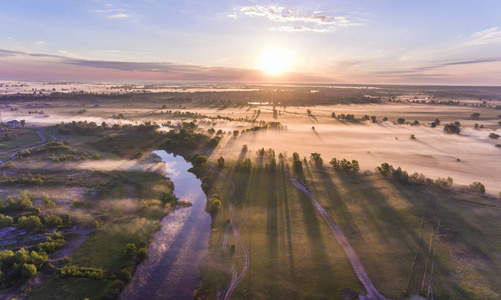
left=303, top=166, right=501, bottom=299
left=199, top=162, right=501, bottom=299
left=200, top=167, right=363, bottom=299
left=27, top=277, right=112, bottom=300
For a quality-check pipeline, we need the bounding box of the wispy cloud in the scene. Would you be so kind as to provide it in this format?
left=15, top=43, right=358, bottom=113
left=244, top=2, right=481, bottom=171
left=372, top=57, right=501, bottom=77
left=232, top=5, right=365, bottom=33
left=95, top=2, right=131, bottom=19
left=108, top=13, right=129, bottom=19
left=464, top=27, right=501, bottom=46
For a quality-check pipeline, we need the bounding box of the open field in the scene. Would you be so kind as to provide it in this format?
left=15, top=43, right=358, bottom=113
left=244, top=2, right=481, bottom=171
left=200, top=164, right=501, bottom=299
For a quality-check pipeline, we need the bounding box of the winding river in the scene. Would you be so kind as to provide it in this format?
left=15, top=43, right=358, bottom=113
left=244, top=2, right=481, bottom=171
left=120, top=150, right=211, bottom=300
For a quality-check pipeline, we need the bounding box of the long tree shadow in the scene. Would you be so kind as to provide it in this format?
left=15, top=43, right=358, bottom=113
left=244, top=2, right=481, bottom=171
left=388, top=182, right=498, bottom=298
left=292, top=176, right=337, bottom=295
left=312, top=170, right=363, bottom=240
left=278, top=168, right=296, bottom=282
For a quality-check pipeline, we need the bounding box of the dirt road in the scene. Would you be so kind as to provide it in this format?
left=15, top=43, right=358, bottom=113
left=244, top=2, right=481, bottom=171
left=290, top=175, right=387, bottom=300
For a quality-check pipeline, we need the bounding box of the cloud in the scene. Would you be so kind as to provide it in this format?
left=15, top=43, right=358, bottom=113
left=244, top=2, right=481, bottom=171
left=0, top=49, right=25, bottom=57
left=108, top=13, right=129, bottom=19
left=234, top=5, right=365, bottom=33
left=372, top=57, right=501, bottom=78
left=464, top=27, right=501, bottom=46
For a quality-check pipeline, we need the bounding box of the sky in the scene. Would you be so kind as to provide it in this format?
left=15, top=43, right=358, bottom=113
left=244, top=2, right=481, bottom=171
left=1, top=0, right=501, bottom=85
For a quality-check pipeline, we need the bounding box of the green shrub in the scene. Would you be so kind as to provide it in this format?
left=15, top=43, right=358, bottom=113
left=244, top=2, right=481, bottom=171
left=17, top=216, right=43, bottom=230
left=44, top=215, right=63, bottom=228
left=0, top=214, right=14, bottom=227
left=469, top=182, right=486, bottom=194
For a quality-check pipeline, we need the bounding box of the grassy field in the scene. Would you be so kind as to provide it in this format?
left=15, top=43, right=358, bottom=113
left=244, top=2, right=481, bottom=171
left=200, top=161, right=501, bottom=299
left=200, top=167, right=364, bottom=299
left=28, top=277, right=112, bottom=300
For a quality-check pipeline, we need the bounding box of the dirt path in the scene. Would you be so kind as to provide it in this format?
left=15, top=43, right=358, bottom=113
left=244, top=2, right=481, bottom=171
left=213, top=171, right=250, bottom=300
left=290, top=174, right=387, bottom=300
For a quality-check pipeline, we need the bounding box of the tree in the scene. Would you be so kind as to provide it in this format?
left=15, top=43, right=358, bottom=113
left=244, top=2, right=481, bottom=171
left=233, top=130, right=239, bottom=137
left=20, top=120, right=26, bottom=127
left=469, top=182, right=486, bottom=194
left=489, top=133, right=500, bottom=139
left=376, top=163, right=393, bottom=176
left=217, top=156, right=225, bottom=169
left=125, top=244, right=137, bottom=258
left=309, top=153, right=323, bottom=168
left=362, top=115, right=370, bottom=121
left=194, top=155, right=207, bottom=166
left=371, top=116, right=377, bottom=123
left=382, top=117, right=388, bottom=122
left=397, top=118, right=406, bottom=124
left=331, top=112, right=336, bottom=118
left=410, top=134, right=416, bottom=140
left=307, top=109, right=312, bottom=116
left=412, top=120, right=419, bottom=126
left=444, top=122, right=461, bottom=134
left=471, top=112, right=480, bottom=120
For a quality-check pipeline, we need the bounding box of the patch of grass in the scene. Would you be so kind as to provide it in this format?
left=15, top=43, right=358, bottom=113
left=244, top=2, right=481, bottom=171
left=27, top=276, right=112, bottom=300
left=70, top=218, right=160, bottom=273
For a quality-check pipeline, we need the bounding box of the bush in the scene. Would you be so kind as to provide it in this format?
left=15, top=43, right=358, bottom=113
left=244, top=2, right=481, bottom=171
left=42, top=195, right=56, bottom=208
left=38, top=233, right=65, bottom=253
left=125, top=244, right=136, bottom=258
left=92, top=220, right=100, bottom=229
left=16, top=194, right=33, bottom=210
left=444, top=122, right=461, bottom=134
left=137, top=247, right=148, bottom=261
left=18, top=216, right=43, bottom=230
left=471, top=112, right=480, bottom=120
left=489, top=133, right=500, bottom=139
left=309, top=153, right=323, bottom=168
left=397, top=118, right=405, bottom=124
left=469, top=182, right=486, bottom=194
left=45, top=215, right=63, bottom=228
left=330, top=158, right=360, bottom=172
left=435, top=177, right=453, bottom=188
left=21, top=263, right=37, bottom=279
left=0, top=214, right=14, bottom=227
left=209, top=199, right=221, bottom=216
left=217, top=156, right=225, bottom=169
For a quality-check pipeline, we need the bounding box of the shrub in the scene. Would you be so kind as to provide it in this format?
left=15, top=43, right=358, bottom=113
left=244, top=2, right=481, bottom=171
left=18, top=216, right=43, bottom=230
left=471, top=112, right=480, bottom=120
left=38, top=233, right=66, bottom=253
left=21, top=263, right=37, bottom=279
left=410, top=134, right=416, bottom=140
left=92, top=220, right=100, bottom=229
left=125, top=244, right=136, bottom=258
left=469, top=182, right=486, bottom=194
left=435, top=177, right=453, bottom=188
left=330, top=158, right=360, bottom=172
left=16, top=194, right=33, bottom=210
left=42, top=195, right=56, bottom=208
left=217, top=156, right=225, bottom=169
left=137, top=247, right=148, bottom=261
left=397, top=118, right=405, bottom=124
left=489, top=133, right=500, bottom=139
left=0, top=214, right=14, bottom=227
left=444, top=122, right=461, bottom=134
left=45, top=215, right=63, bottom=228
left=209, top=199, right=221, bottom=216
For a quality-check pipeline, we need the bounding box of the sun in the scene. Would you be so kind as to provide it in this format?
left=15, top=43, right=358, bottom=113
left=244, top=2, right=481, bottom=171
left=258, top=49, right=292, bottom=75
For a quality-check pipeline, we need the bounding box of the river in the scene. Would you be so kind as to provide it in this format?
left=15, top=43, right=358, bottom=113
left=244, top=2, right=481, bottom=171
left=120, top=150, right=211, bottom=300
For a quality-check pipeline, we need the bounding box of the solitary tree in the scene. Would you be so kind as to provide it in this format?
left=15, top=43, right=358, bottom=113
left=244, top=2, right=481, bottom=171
left=309, top=153, right=323, bottom=168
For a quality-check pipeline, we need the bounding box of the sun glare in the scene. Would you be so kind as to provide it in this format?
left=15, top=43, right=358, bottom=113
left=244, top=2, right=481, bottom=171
left=258, top=49, right=291, bottom=75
